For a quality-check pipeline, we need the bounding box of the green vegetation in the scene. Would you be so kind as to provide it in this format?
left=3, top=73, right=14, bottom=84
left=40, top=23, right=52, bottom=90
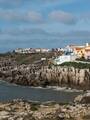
left=0, top=52, right=14, bottom=58
left=60, top=62, right=90, bottom=69
left=14, top=53, right=50, bottom=65
left=0, top=52, right=54, bottom=65
left=76, top=58, right=90, bottom=62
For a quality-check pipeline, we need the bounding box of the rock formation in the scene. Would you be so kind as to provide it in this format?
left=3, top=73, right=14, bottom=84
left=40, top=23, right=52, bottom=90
left=0, top=59, right=90, bottom=90
left=0, top=99, right=89, bottom=120
left=74, top=92, right=90, bottom=104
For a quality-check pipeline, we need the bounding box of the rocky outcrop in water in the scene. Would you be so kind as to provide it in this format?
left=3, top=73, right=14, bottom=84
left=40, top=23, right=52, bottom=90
left=74, top=92, right=90, bottom=104
left=0, top=99, right=89, bottom=120
left=0, top=63, right=90, bottom=89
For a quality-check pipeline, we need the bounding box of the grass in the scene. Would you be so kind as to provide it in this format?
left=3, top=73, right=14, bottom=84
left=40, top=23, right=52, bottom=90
left=0, top=52, right=54, bottom=65
left=76, top=58, right=90, bottom=62
left=15, top=53, right=47, bottom=65
left=60, top=62, right=90, bottom=69
left=0, top=52, right=51, bottom=65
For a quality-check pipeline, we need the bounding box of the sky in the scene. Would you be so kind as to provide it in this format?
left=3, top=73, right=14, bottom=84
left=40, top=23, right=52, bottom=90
left=0, top=0, right=90, bottom=52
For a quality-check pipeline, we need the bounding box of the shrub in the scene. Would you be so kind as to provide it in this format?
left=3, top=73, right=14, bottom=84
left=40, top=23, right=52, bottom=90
left=60, top=62, right=90, bottom=69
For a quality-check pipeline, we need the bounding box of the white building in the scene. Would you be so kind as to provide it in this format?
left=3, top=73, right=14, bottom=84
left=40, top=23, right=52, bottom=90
left=15, top=48, right=50, bottom=54
left=15, top=48, right=23, bottom=53
left=41, top=48, right=50, bottom=53
left=35, top=48, right=41, bottom=53
left=53, top=55, right=76, bottom=65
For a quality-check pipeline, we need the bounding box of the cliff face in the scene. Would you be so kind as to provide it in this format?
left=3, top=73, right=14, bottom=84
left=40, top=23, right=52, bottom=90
left=39, top=66, right=90, bottom=89
left=0, top=65, right=90, bottom=90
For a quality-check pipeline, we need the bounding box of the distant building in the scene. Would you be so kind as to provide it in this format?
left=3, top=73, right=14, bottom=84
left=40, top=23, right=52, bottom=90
left=84, top=44, right=90, bottom=59
left=35, top=48, right=41, bottom=53
left=14, top=48, right=50, bottom=54
left=65, top=43, right=90, bottom=59
left=15, top=48, right=23, bottom=53
left=53, top=55, right=76, bottom=65
left=40, top=48, right=50, bottom=53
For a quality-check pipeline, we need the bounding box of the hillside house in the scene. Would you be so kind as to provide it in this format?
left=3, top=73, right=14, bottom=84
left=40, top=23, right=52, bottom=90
left=65, top=43, right=90, bottom=59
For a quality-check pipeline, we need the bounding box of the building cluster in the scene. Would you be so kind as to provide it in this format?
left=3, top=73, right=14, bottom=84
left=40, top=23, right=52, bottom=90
left=53, top=43, right=90, bottom=65
left=14, top=43, right=90, bottom=65
left=14, top=48, right=64, bottom=54
left=65, top=43, right=90, bottom=59
left=15, top=48, right=50, bottom=54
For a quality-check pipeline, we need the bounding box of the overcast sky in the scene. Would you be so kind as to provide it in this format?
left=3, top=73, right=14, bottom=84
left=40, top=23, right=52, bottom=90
left=0, top=0, right=90, bottom=52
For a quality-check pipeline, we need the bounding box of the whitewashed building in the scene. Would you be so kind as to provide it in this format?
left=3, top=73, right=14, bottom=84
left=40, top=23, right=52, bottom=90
left=15, top=48, right=23, bottom=53
left=53, top=55, right=76, bottom=65
left=40, top=48, right=50, bottom=53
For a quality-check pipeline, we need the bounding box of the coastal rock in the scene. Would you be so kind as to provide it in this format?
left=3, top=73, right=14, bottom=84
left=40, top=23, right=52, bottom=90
left=0, top=99, right=89, bottom=120
left=0, top=63, right=90, bottom=90
left=74, top=92, right=90, bottom=103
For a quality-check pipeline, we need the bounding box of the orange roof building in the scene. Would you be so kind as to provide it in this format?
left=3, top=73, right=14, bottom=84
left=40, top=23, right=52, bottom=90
left=68, top=43, right=90, bottom=59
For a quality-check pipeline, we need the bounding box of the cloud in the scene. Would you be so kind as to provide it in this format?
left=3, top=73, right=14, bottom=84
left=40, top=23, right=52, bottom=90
left=49, top=10, right=78, bottom=25
left=0, top=27, right=90, bottom=40
left=0, top=0, right=80, bottom=9
left=0, top=9, right=78, bottom=25
left=26, top=11, right=43, bottom=22
left=0, top=27, right=90, bottom=39
left=0, top=0, right=22, bottom=8
left=80, top=12, right=90, bottom=22
left=0, top=10, right=43, bottom=23
left=0, top=0, right=21, bottom=5
left=41, top=0, right=79, bottom=5
left=62, top=30, right=90, bottom=38
left=0, top=0, right=77, bottom=4
left=0, top=29, right=90, bottom=52
left=0, top=28, right=48, bottom=36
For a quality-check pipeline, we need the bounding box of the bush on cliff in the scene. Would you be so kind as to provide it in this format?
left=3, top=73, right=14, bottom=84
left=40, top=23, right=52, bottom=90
left=76, top=58, right=90, bottom=62
left=60, top=62, right=90, bottom=69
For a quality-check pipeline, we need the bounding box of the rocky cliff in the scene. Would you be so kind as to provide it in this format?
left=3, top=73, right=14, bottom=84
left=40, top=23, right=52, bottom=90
left=0, top=64, right=90, bottom=90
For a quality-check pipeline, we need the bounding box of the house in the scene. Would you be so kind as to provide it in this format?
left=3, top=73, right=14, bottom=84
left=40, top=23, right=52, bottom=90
left=15, top=48, right=23, bottom=53
left=53, top=55, right=76, bottom=65
left=65, top=45, right=84, bottom=58
left=73, top=43, right=90, bottom=59
left=84, top=44, right=90, bottom=59
left=35, top=48, right=41, bottom=53
left=65, top=43, right=90, bottom=59
left=40, top=48, right=50, bottom=53
left=53, top=43, right=90, bottom=65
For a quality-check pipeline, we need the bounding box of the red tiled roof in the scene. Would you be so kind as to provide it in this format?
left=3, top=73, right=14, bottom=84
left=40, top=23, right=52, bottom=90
left=75, top=48, right=83, bottom=50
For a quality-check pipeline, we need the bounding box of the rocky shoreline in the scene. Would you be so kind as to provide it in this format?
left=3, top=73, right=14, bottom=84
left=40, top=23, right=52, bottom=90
left=0, top=63, right=90, bottom=90
left=0, top=93, right=90, bottom=120
left=0, top=55, right=90, bottom=90
left=0, top=55, right=90, bottom=119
